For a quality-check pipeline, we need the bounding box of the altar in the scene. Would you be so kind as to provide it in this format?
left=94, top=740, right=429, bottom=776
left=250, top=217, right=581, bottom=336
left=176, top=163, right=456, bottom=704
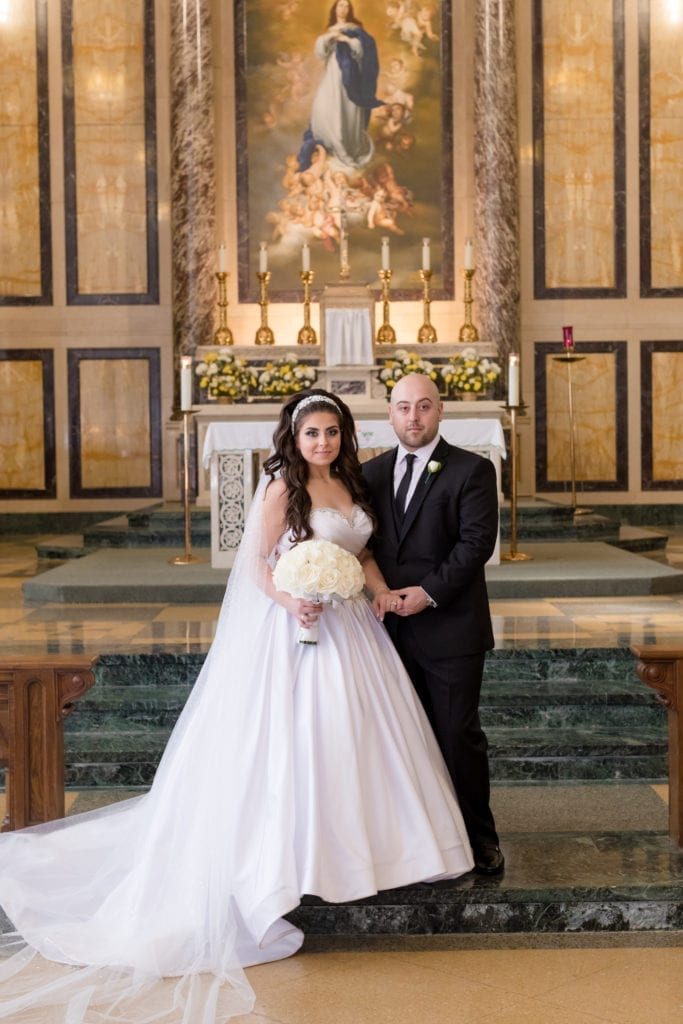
left=198, top=405, right=506, bottom=568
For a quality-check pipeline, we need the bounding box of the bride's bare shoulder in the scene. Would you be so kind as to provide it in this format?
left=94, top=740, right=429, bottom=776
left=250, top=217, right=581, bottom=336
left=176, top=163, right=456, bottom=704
left=264, top=477, right=287, bottom=503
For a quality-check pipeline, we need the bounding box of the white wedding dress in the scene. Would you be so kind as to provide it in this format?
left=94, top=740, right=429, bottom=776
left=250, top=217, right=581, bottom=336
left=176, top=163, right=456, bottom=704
left=0, top=483, right=473, bottom=1023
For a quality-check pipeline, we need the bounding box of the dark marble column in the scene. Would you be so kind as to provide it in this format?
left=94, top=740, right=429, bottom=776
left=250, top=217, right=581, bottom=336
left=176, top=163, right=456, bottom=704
left=171, top=0, right=217, bottom=376
left=473, top=0, right=520, bottom=363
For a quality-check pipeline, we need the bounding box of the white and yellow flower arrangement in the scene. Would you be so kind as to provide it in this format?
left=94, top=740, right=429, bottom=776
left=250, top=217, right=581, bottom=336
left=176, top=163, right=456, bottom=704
left=195, top=350, right=256, bottom=401
left=440, top=347, right=501, bottom=398
left=378, top=349, right=439, bottom=395
left=255, top=354, right=317, bottom=398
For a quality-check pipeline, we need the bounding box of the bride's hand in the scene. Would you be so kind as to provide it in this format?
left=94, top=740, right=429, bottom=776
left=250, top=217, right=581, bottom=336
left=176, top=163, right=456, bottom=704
left=293, top=598, right=323, bottom=629
left=372, top=590, right=403, bottom=621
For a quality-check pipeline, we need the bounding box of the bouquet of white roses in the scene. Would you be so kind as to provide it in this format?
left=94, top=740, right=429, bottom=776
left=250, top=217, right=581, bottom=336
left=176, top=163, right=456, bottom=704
left=272, top=539, right=365, bottom=644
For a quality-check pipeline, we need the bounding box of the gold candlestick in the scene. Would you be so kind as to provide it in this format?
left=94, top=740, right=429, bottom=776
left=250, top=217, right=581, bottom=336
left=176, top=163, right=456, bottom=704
left=297, top=270, right=317, bottom=345
left=255, top=271, right=275, bottom=345
left=501, top=403, right=532, bottom=562
left=417, top=268, right=437, bottom=343
left=170, top=411, right=205, bottom=566
left=458, top=268, right=479, bottom=342
left=213, top=272, right=234, bottom=346
left=553, top=349, right=593, bottom=515
left=376, top=269, right=397, bottom=344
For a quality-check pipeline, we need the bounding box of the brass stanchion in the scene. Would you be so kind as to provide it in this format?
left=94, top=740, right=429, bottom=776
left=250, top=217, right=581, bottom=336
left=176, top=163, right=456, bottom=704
left=297, top=270, right=317, bottom=345
left=501, top=403, right=532, bottom=562
left=553, top=346, right=593, bottom=516
left=170, top=410, right=205, bottom=565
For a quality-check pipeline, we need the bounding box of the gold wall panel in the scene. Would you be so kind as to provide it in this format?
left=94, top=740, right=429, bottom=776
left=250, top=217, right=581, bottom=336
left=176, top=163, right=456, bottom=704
left=538, top=0, right=620, bottom=291
left=72, top=0, right=148, bottom=295
left=651, top=351, right=683, bottom=480
left=543, top=121, right=616, bottom=289
left=545, top=353, right=618, bottom=483
left=0, top=1, right=41, bottom=297
left=648, top=0, right=683, bottom=290
left=0, top=360, right=45, bottom=490
left=78, top=358, right=152, bottom=489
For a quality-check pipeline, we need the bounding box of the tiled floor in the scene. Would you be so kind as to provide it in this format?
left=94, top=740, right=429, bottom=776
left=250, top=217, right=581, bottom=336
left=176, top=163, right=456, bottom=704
left=2, top=529, right=683, bottom=1022
left=233, top=944, right=683, bottom=1024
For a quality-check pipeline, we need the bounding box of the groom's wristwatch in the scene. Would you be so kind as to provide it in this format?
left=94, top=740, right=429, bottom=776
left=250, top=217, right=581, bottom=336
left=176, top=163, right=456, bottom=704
left=420, top=587, right=437, bottom=608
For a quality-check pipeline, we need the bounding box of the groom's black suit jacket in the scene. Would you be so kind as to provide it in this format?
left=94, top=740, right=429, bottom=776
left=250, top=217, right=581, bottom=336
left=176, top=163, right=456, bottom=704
left=362, top=437, right=497, bottom=658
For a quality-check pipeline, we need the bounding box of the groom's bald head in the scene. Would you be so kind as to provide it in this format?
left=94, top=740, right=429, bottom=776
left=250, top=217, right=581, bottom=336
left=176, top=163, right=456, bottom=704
left=389, top=373, right=443, bottom=450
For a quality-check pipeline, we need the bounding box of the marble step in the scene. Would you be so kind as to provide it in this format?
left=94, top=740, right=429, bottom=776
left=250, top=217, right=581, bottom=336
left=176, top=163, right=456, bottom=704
left=482, top=647, right=635, bottom=679
left=61, top=648, right=666, bottom=787
left=91, top=648, right=638, bottom=685
left=70, top=680, right=664, bottom=732
left=501, top=513, right=620, bottom=543
left=287, top=870, right=683, bottom=938
left=63, top=722, right=667, bottom=788
left=83, top=514, right=211, bottom=548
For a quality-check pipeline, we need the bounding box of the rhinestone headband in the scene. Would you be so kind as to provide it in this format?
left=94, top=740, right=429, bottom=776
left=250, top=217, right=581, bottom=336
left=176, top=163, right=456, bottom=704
left=291, top=394, right=341, bottom=432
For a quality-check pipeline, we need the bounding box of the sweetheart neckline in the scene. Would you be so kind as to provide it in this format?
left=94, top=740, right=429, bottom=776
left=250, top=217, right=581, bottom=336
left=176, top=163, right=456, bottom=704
left=310, top=505, right=362, bottom=526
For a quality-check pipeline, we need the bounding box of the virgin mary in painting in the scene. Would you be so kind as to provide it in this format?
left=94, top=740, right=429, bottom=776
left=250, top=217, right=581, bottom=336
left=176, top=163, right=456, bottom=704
left=298, top=0, right=383, bottom=171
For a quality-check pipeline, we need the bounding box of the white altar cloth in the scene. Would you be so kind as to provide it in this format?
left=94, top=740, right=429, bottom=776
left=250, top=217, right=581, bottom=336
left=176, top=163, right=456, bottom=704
left=325, top=308, right=374, bottom=365
left=202, top=418, right=506, bottom=468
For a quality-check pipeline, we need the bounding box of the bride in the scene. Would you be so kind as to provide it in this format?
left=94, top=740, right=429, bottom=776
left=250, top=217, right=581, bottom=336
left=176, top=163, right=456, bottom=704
left=0, top=389, right=473, bottom=1023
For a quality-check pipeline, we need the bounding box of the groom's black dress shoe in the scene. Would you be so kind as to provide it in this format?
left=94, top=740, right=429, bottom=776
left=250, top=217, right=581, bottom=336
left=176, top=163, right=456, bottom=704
left=473, top=845, right=505, bottom=876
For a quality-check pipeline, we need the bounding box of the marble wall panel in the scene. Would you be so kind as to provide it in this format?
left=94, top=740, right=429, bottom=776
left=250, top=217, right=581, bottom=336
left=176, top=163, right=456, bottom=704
left=641, top=342, right=683, bottom=488
left=63, top=0, right=158, bottom=303
left=640, top=0, right=683, bottom=293
left=68, top=349, right=162, bottom=497
left=72, top=0, right=145, bottom=124
left=533, top=0, right=626, bottom=297
left=73, top=126, right=148, bottom=294
left=0, top=350, right=55, bottom=497
left=0, top=0, right=51, bottom=303
left=535, top=342, right=628, bottom=491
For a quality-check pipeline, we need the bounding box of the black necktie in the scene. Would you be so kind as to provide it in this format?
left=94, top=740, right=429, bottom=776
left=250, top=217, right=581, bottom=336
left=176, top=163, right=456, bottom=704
left=395, top=453, right=417, bottom=519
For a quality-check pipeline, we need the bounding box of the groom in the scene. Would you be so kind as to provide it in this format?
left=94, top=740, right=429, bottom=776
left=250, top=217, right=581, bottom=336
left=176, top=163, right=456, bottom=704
left=362, top=373, right=504, bottom=875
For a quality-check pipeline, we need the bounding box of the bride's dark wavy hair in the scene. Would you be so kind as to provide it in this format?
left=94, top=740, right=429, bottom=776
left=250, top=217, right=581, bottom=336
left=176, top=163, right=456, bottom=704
left=263, top=388, right=377, bottom=541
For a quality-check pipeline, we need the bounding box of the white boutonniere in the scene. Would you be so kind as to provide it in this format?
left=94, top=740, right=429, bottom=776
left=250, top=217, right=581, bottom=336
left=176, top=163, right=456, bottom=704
left=426, top=460, right=442, bottom=479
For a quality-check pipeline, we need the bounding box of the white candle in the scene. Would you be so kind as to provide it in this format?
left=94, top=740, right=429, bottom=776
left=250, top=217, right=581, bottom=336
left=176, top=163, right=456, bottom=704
left=464, top=237, right=474, bottom=270
left=508, top=353, right=520, bottom=408
left=381, top=236, right=390, bottom=271
left=302, top=243, right=310, bottom=272
left=218, top=242, right=227, bottom=272
left=259, top=242, right=268, bottom=273
left=180, top=356, right=193, bottom=412
left=422, top=237, right=430, bottom=271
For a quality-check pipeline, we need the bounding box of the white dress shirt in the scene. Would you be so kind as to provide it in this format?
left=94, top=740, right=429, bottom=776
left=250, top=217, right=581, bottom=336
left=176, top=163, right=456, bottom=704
left=393, top=436, right=441, bottom=511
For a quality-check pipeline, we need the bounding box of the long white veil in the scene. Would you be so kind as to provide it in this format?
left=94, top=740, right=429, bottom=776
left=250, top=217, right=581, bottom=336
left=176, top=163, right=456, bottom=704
left=0, top=475, right=304, bottom=1023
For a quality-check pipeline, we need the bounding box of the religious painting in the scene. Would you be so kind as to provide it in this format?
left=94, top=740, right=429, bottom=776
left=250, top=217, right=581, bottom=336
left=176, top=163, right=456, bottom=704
left=235, top=0, right=453, bottom=302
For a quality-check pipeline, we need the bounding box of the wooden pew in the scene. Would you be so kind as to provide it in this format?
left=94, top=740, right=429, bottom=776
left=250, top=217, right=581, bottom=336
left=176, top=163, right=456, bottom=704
left=631, top=643, right=683, bottom=848
left=0, top=655, right=98, bottom=831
